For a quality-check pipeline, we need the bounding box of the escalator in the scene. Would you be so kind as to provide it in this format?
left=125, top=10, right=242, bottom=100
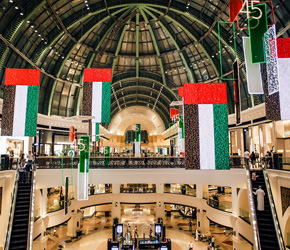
left=4, top=171, right=36, bottom=250
left=248, top=170, right=285, bottom=250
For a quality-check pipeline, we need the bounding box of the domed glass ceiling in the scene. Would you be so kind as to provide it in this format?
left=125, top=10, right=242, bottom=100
left=0, top=0, right=289, bottom=128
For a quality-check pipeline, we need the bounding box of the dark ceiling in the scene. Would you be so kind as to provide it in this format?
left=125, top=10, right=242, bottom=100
left=0, top=0, right=289, bottom=128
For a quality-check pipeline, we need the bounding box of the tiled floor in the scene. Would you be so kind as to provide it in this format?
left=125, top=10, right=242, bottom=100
left=38, top=209, right=238, bottom=250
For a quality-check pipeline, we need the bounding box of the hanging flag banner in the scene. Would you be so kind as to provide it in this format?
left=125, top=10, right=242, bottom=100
left=83, top=68, right=112, bottom=141
left=77, top=136, right=90, bottom=201
left=233, top=59, right=241, bottom=125
left=243, top=37, right=264, bottom=94
left=1, top=69, right=40, bottom=137
left=69, top=126, right=75, bottom=142
left=178, top=87, right=184, bottom=97
left=104, top=146, right=110, bottom=166
left=178, top=115, right=184, bottom=155
left=170, top=108, right=179, bottom=121
left=229, top=0, right=243, bottom=22
left=183, top=83, right=229, bottom=170
left=135, top=124, right=141, bottom=157
left=248, top=3, right=268, bottom=64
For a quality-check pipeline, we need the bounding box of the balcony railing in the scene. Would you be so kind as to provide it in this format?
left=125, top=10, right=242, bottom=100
left=36, top=157, right=185, bottom=169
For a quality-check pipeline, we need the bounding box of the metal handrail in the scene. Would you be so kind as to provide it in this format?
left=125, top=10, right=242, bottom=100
left=27, top=170, right=36, bottom=250
left=246, top=170, right=262, bottom=250
left=3, top=169, right=19, bottom=250
left=263, top=170, right=286, bottom=250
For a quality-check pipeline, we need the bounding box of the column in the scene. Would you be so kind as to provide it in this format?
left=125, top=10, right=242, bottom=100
left=156, top=183, right=165, bottom=220
left=196, top=210, right=210, bottom=235
left=112, top=184, right=121, bottom=219
left=67, top=208, right=82, bottom=237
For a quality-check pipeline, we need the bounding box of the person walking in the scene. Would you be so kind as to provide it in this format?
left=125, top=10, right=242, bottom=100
left=27, top=151, right=34, bottom=164
left=253, top=186, right=265, bottom=211
left=255, top=150, right=260, bottom=167
left=211, top=236, right=215, bottom=249
left=18, top=160, right=25, bottom=183
left=189, top=241, right=194, bottom=250
left=244, top=150, right=250, bottom=167
left=25, top=161, right=32, bottom=184
left=195, top=228, right=199, bottom=242
left=250, top=151, right=256, bottom=168
left=189, top=219, right=192, bottom=232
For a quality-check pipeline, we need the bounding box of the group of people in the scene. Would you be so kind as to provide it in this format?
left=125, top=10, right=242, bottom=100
left=18, top=151, right=35, bottom=184
left=244, top=150, right=273, bottom=168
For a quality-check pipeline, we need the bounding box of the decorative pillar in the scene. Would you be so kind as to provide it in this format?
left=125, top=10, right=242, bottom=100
left=112, top=184, right=121, bottom=220
left=197, top=210, right=210, bottom=235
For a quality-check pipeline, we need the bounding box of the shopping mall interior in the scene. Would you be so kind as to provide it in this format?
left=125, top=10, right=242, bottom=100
left=0, top=0, right=290, bottom=250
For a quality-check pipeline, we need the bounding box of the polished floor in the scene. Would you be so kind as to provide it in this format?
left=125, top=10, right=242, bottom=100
left=36, top=210, right=241, bottom=250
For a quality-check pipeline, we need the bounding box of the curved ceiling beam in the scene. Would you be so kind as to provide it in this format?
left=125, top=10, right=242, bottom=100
left=0, top=0, right=45, bottom=78
left=139, top=8, right=166, bottom=85
left=45, top=7, right=132, bottom=115
left=111, top=101, right=170, bottom=127
left=111, top=72, right=178, bottom=99
left=111, top=93, right=170, bottom=116
left=113, top=86, right=172, bottom=103
left=146, top=7, right=220, bottom=77
left=143, top=8, right=196, bottom=82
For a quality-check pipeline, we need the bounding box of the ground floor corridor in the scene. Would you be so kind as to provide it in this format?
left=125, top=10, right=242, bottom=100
left=39, top=210, right=235, bottom=250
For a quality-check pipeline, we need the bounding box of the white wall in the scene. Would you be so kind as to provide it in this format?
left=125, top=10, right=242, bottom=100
left=0, top=171, right=16, bottom=248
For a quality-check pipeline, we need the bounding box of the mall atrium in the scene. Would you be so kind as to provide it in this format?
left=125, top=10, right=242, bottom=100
left=0, top=0, right=290, bottom=250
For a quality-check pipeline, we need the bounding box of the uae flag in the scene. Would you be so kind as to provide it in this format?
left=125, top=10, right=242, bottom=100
left=83, top=68, right=112, bottom=141
left=183, top=83, right=229, bottom=170
left=1, top=69, right=40, bottom=137
left=264, top=37, right=290, bottom=120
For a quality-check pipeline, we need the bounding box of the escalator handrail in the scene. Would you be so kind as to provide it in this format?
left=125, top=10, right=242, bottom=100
left=4, top=169, right=19, bottom=250
left=27, top=170, right=36, bottom=250
left=246, top=170, right=262, bottom=250
left=263, top=170, right=286, bottom=250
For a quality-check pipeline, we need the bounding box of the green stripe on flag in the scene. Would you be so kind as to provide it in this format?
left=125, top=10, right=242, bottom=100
left=136, top=124, right=141, bottom=142
left=79, top=136, right=90, bottom=173
left=25, top=86, right=39, bottom=136
left=213, top=105, right=230, bottom=170
left=96, top=123, right=99, bottom=142
left=101, top=82, right=111, bottom=123
left=179, top=115, right=184, bottom=139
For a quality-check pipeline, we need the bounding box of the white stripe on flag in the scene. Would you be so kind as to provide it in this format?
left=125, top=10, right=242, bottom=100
left=198, top=104, right=215, bottom=170
left=243, top=37, right=264, bottom=94
left=92, top=82, right=102, bottom=123
left=13, top=85, right=28, bottom=136
left=92, top=122, right=96, bottom=142
left=278, top=58, right=290, bottom=120
left=77, top=162, right=89, bottom=201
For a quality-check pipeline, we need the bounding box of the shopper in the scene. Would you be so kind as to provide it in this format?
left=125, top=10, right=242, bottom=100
left=195, top=228, right=199, bottom=241
left=189, top=219, right=192, bottom=232
left=254, top=150, right=259, bottom=167
left=27, top=151, right=34, bottom=164
left=211, top=236, right=215, bottom=249
left=189, top=241, right=194, bottom=250
left=244, top=150, right=250, bottom=167
left=18, top=160, right=25, bottom=183
left=25, top=161, right=32, bottom=184
left=250, top=151, right=256, bottom=168
left=253, top=186, right=265, bottom=211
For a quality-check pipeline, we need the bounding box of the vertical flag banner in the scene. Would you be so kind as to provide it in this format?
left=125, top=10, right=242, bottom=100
left=178, top=115, right=185, bottom=155
left=233, top=59, right=241, bottom=124
left=264, top=36, right=290, bottom=121
left=218, top=21, right=238, bottom=80
left=69, top=126, right=75, bottom=142
left=170, top=108, right=179, bottom=120
left=104, top=146, right=110, bottom=166
left=83, top=68, right=112, bottom=141
left=184, top=83, right=229, bottom=170
left=1, top=69, right=40, bottom=137
left=243, top=37, right=264, bottom=94
left=229, top=0, right=243, bottom=22
left=135, top=124, right=141, bottom=157
left=77, top=136, right=90, bottom=201
left=248, top=3, right=268, bottom=64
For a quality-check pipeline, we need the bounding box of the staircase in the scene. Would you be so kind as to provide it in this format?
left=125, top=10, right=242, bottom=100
left=4, top=171, right=35, bottom=250
left=251, top=170, right=280, bottom=250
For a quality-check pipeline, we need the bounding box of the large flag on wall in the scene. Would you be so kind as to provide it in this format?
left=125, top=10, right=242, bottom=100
left=229, top=0, right=243, bottom=22
left=1, top=69, right=40, bottom=137
left=183, top=83, right=229, bottom=170
left=83, top=68, right=112, bottom=141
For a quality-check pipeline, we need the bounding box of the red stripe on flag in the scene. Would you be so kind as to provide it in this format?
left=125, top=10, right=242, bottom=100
left=5, top=69, right=40, bottom=86
left=84, top=68, right=112, bottom=82
left=277, top=38, right=290, bottom=58
left=178, top=87, right=184, bottom=97
left=183, top=83, right=228, bottom=105
left=229, top=0, right=243, bottom=22
left=170, top=108, right=179, bottom=119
